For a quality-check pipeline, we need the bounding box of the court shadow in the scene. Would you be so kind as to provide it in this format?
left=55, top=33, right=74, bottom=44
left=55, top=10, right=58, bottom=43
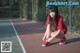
left=66, top=37, right=80, bottom=44
left=48, top=42, right=59, bottom=46
left=47, top=37, right=80, bottom=46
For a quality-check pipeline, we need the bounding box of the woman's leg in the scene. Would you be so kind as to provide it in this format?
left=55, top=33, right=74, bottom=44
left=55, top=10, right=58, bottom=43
left=42, top=30, right=51, bottom=46
left=42, top=30, right=51, bottom=42
left=55, top=30, right=64, bottom=38
left=46, top=30, right=64, bottom=42
left=45, top=31, right=51, bottom=40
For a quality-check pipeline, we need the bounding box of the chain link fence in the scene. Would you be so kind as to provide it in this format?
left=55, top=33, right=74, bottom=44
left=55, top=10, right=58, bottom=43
left=58, top=5, right=80, bottom=32
left=0, top=0, right=80, bottom=32
left=38, top=0, right=80, bottom=32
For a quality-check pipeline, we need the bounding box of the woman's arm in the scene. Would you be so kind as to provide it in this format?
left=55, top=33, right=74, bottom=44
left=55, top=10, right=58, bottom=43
left=43, top=24, right=50, bottom=41
left=52, top=30, right=61, bottom=38
left=46, top=24, right=50, bottom=34
left=47, top=30, right=61, bottom=42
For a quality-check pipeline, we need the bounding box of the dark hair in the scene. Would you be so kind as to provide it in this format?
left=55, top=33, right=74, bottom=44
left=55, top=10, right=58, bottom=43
left=49, top=6, right=59, bottom=26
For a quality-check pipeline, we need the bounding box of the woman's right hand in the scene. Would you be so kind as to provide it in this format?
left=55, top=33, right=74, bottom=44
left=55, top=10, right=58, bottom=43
left=42, top=37, right=45, bottom=41
left=42, top=33, right=46, bottom=41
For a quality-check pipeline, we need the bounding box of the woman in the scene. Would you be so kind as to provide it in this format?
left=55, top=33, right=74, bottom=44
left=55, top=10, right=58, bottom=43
left=42, top=6, right=67, bottom=47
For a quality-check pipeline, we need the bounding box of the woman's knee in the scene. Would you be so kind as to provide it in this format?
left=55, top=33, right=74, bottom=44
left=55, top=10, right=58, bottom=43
left=51, top=30, right=58, bottom=36
left=56, top=30, right=64, bottom=38
left=51, top=30, right=64, bottom=38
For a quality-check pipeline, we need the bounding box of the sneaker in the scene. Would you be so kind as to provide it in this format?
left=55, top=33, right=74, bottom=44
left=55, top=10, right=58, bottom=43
left=59, top=37, right=66, bottom=45
left=42, top=41, right=49, bottom=47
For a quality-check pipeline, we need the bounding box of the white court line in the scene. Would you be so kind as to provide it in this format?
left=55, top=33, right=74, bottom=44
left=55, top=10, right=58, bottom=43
left=10, top=19, right=27, bottom=53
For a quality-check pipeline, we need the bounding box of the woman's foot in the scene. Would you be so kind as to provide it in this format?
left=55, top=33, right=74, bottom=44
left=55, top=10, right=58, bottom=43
left=42, top=41, right=50, bottom=47
left=43, top=38, right=46, bottom=41
left=59, top=36, right=66, bottom=45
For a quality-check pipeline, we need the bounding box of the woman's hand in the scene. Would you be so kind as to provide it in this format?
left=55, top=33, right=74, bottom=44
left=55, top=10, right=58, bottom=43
left=42, top=33, right=46, bottom=41
left=42, top=37, right=45, bottom=41
left=42, top=24, right=50, bottom=41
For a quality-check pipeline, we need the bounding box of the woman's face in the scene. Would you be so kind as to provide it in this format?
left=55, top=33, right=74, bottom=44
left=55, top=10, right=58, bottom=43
left=50, top=12, right=55, bottom=19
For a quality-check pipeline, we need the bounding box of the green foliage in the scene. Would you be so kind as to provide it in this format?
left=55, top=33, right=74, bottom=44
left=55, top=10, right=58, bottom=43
left=0, top=0, right=80, bottom=32
left=38, top=0, right=46, bottom=22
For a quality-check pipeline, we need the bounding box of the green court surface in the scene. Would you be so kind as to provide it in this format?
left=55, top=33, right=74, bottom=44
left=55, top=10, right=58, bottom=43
left=0, top=19, right=24, bottom=53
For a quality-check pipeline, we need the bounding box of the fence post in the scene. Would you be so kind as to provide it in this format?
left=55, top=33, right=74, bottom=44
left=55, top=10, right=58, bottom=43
left=32, top=0, right=38, bottom=21
left=69, top=4, right=72, bottom=32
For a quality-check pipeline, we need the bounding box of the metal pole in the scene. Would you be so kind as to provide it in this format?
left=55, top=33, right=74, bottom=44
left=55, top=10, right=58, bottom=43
left=69, top=2, right=72, bottom=32
left=32, top=0, right=38, bottom=21
left=32, top=0, right=34, bottom=21
left=10, top=0, right=12, bottom=18
left=19, top=0, right=22, bottom=18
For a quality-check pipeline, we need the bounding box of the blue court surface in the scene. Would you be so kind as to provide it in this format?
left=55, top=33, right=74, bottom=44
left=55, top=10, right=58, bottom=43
left=0, top=19, right=26, bottom=53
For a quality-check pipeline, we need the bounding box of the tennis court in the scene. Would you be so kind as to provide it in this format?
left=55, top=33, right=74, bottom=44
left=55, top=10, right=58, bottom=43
left=0, top=0, right=80, bottom=53
left=0, top=18, right=80, bottom=53
left=0, top=19, right=26, bottom=53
